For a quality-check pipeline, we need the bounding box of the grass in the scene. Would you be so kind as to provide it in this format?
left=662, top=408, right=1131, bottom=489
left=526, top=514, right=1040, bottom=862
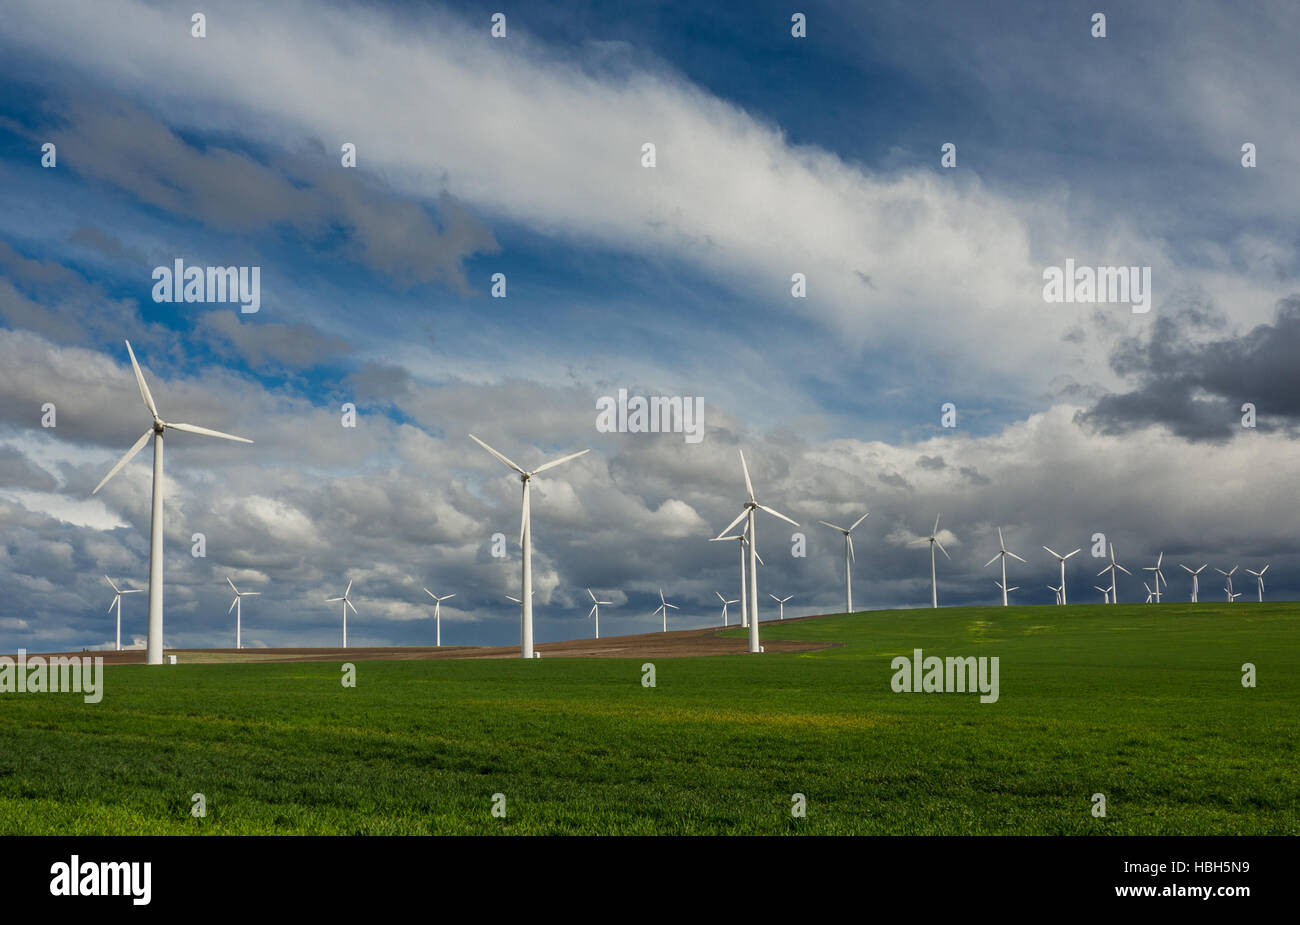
left=1, top=603, right=1296, bottom=834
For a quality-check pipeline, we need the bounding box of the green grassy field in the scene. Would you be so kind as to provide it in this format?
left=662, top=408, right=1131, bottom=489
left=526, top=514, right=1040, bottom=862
left=1, top=604, right=1296, bottom=834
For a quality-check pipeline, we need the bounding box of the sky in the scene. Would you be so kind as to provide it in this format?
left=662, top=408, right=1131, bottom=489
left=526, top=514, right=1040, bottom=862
left=1, top=0, right=1298, bottom=652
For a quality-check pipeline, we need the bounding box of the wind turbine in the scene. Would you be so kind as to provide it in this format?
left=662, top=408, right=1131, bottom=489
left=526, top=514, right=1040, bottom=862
left=1097, top=544, right=1130, bottom=603
left=104, top=576, right=142, bottom=652
left=715, top=592, right=738, bottom=626
left=1042, top=546, right=1081, bottom=604
left=1245, top=564, right=1269, bottom=602
left=1142, top=553, right=1167, bottom=603
left=226, top=577, right=259, bottom=649
left=911, top=514, right=950, bottom=608
left=768, top=593, right=793, bottom=620
left=586, top=588, right=611, bottom=638
left=984, top=527, right=1026, bottom=606
left=1143, top=582, right=1154, bottom=604
left=1047, top=584, right=1062, bottom=605
left=469, top=434, right=588, bottom=660
left=1094, top=585, right=1110, bottom=604
left=713, top=450, right=799, bottom=653
left=1180, top=563, right=1206, bottom=602
left=1215, top=566, right=1238, bottom=600
left=818, top=512, right=868, bottom=612
left=994, top=580, right=1018, bottom=603
left=652, top=589, right=678, bottom=632
left=92, top=340, right=252, bottom=664
left=709, top=526, right=763, bottom=628
left=326, top=580, right=357, bottom=648
left=423, top=588, right=455, bottom=646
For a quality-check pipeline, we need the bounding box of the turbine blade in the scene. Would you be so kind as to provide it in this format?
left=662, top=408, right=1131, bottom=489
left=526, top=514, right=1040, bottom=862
left=107, top=599, right=117, bottom=613
left=757, top=503, right=798, bottom=527
left=243, top=592, right=259, bottom=596
left=1008, top=551, right=1027, bottom=563
left=997, top=526, right=1005, bottom=547
left=532, top=448, right=590, bottom=474
left=326, top=597, right=343, bottom=602
left=105, top=576, right=120, bottom=593
left=754, top=548, right=765, bottom=566
left=715, top=508, right=749, bottom=539
left=1064, top=549, right=1081, bottom=559
left=347, top=600, right=358, bottom=615
left=443, top=594, right=456, bottom=601
left=227, top=576, right=239, bottom=594
left=933, top=513, right=941, bottom=534
left=1116, top=564, right=1131, bottom=576
left=716, top=592, right=726, bottom=602
left=425, top=588, right=436, bottom=599
left=1042, top=546, right=1060, bottom=558
left=818, top=520, right=846, bottom=532
left=738, top=449, right=755, bottom=501
left=666, top=603, right=678, bottom=609
left=984, top=554, right=1001, bottom=568
left=345, top=579, right=353, bottom=597
left=124, top=340, right=158, bottom=418
left=122, top=589, right=142, bottom=594
left=167, top=421, right=253, bottom=443
left=468, top=434, right=525, bottom=474
left=92, top=429, right=153, bottom=494
left=935, top=540, right=950, bottom=559
left=849, top=512, right=870, bottom=531
left=847, top=534, right=855, bottom=563
left=519, top=480, right=531, bottom=546
left=229, top=598, right=238, bottom=613
left=589, top=588, right=598, bottom=603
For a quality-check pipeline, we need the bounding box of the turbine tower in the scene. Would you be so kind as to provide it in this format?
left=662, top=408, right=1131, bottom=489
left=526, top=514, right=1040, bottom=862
left=768, top=593, right=793, bottom=620
left=1142, top=553, right=1167, bottom=603
left=1245, top=565, right=1269, bottom=602
left=911, top=514, right=949, bottom=608
left=469, top=434, right=588, bottom=660
left=709, top=526, right=763, bottom=627
left=587, top=588, right=611, bottom=638
left=713, top=450, right=798, bottom=653
left=818, top=512, right=868, bottom=612
left=652, top=589, right=678, bottom=633
left=1097, top=544, right=1130, bottom=604
left=104, top=576, right=142, bottom=652
left=226, top=577, right=259, bottom=649
left=983, top=527, right=1026, bottom=606
left=1180, top=563, right=1206, bottom=602
left=423, top=588, right=455, bottom=646
left=715, top=592, right=738, bottom=626
left=92, top=340, right=252, bottom=664
left=326, top=580, right=357, bottom=648
left=1042, top=546, right=1081, bottom=604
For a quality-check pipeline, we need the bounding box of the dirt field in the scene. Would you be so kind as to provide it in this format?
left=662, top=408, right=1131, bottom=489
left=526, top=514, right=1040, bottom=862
left=35, top=614, right=840, bottom=664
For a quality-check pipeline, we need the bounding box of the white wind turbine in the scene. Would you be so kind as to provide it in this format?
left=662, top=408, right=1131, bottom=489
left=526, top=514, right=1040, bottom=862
left=911, top=514, right=949, bottom=608
left=1042, top=546, right=1081, bottom=604
left=818, top=512, right=869, bottom=612
left=104, top=576, right=142, bottom=652
left=713, top=450, right=799, bottom=653
left=1181, top=563, right=1206, bottom=602
left=994, top=580, right=1018, bottom=603
left=587, top=588, right=611, bottom=638
left=768, top=593, right=793, bottom=620
left=709, top=526, right=763, bottom=628
left=423, top=588, right=455, bottom=646
left=1095, top=585, right=1110, bottom=604
left=715, top=592, right=739, bottom=627
left=1143, top=582, right=1154, bottom=604
left=984, top=527, right=1027, bottom=606
left=92, top=340, right=252, bottom=664
left=1142, top=553, right=1167, bottom=603
left=1047, top=584, right=1062, bottom=605
left=1216, top=566, right=1238, bottom=600
left=469, top=434, right=588, bottom=660
left=326, top=580, right=357, bottom=648
left=652, top=589, right=678, bottom=633
left=226, top=577, right=259, bottom=649
left=1245, top=564, right=1269, bottom=602
left=1097, top=544, right=1130, bottom=604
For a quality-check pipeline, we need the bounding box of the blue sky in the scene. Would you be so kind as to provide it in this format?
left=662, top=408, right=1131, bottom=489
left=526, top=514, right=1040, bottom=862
left=1, top=0, right=1298, bottom=651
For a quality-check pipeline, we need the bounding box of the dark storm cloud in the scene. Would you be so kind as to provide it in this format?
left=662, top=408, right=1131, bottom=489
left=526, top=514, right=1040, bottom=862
left=1080, top=296, right=1300, bottom=442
